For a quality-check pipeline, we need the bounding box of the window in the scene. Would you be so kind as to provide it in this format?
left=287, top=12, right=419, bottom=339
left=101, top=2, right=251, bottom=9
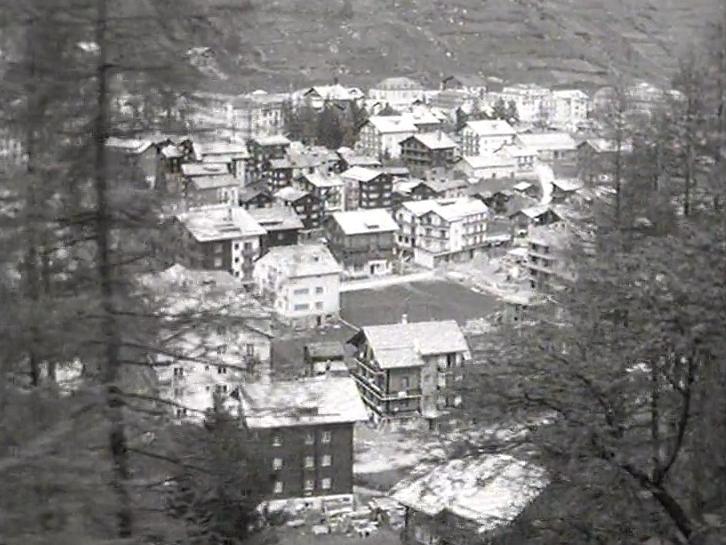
left=304, top=456, right=315, bottom=469
left=217, top=365, right=227, bottom=374
left=214, top=243, right=224, bottom=254
left=274, top=481, right=284, bottom=494
left=293, top=287, right=309, bottom=295
left=321, top=454, right=332, bottom=467
left=321, top=431, right=332, bottom=444
left=315, top=286, right=324, bottom=294
left=272, top=434, right=282, bottom=447
left=304, top=479, right=314, bottom=491
left=214, top=257, right=223, bottom=268
left=175, top=408, right=187, bottom=418
left=273, top=458, right=283, bottom=470
left=401, top=377, right=410, bottom=388
left=173, top=367, right=184, bottom=377
left=245, top=343, right=255, bottom=356
left=244, top=242, right=252, bottom=251
left=234, top=243, right=239, bottom=250
left=216, top=345, right=227, bottom=356
left=294, top=303, right=309, bottom=311
left=315, top=302, right=323, bottom=310
left=320, top=477, right=332, bottom=490
left=215, top=384, right=228, bottom=394
left=305, top=432, right=314, bottom=445
left=173, top=388, right=182, bottom=397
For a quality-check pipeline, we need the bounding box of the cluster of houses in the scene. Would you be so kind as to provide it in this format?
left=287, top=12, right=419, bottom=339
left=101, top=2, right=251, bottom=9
left=96, top=73, right=656, bottom=545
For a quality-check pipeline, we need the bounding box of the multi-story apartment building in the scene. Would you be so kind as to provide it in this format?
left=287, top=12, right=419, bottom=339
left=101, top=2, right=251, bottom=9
left=399, top=133, right=458, bottom=176
left=299, top=172, right=345, bottom=214
left=194, top=142, right=249, bottom=183
left=525, top=225, right=574, bottom=292
left=142, top=265, right=273, bottom=421
left=551, top=89, right=590, bottom=130
left=238, top=376, right=368, bottom=510
left=174, top=205, right=265, bottom=282
left=248, top=206, right=303, bottom=255
left=340, top=167, right=393, bottom=211
left=396, top=198, right=490, bottom=268
left=253, top=244, right=342, bottom=327
left=247, top=135, right=291, bottom=183
left=460, top=120, right=516, bottom=156
left=230, top=92, right=289, bottom=141
left=499, top=83, right=553, bottom=124
left=368, top=77, right=425, bottom=110
left=326, top=208, right=399, bottom=277
left=350, top=319, right=472, bottom=424
left=356, top=116, right=418, bottom=160
left=274, top=186, right=324, bottom=232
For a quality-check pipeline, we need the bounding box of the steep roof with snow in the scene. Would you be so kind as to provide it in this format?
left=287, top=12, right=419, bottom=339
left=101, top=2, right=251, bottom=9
left=332, top=208, right=399, bottom=236
left=465, top=120, right=515, bottom=137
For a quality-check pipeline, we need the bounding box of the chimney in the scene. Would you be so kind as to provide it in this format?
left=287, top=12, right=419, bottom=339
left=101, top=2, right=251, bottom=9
left=401, top=313, right=408, bottom=324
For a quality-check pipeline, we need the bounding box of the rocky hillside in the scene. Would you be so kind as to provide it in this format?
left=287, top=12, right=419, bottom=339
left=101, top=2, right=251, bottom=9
left=179, top=0, right=720, bottom=93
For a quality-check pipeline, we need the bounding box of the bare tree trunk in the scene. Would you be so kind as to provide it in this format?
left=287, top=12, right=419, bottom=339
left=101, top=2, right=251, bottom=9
left=93, top=0, right=132, bottom=537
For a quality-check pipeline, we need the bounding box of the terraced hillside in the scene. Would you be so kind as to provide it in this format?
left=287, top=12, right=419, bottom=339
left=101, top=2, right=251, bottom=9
left=180, top=0, right=720, bottom=92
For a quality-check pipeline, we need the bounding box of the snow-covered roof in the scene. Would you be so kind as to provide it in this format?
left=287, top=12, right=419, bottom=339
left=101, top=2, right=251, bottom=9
left=181, top=162, right=229, bottom=177
left=367, top=115, right=418, bottom=134
left=581, top=138, right=633, bottom=154
left=195, top=142, right=249, bottom=161
left=498, top=144, right=538, bottom=159
left=106, top=137, right=152, bottom=155
left=248, top=206, right=304, bottom=231
left=161, top=144, right=183, bottom=159
left=341, top=166, right=382, bottom=183
left=390, top=455, right=547, bottom=534
left=255, top=244, right=341, bottom=278
left=359, top=320, right=469, bottom=364
left=240, top=376, right=368, bottom=429
left=332, top=208, right=399, bottom=236
left=403, top=197, right=488, bottom=222
left=372, top=77, right=423, bottom=91
left=517, top=132, right=577, bottom=152
left=303, top=172, right=344, bottom=188
left=176, top=205, right=265, bottom=242
left=514, top=205, right=553, bottom=220
left=465, top=119, right=515, bottom=137
left=305, top=84, right=357, bottom=101
left=551, top=178, right=582, bottom=192
left=552, top=89, right=589, bottom=100
left=406, top=132, right=457, bottom=150
left=462, top=153, right=515, bottom=169
left=189, top=174, right=239, bottom=191
left=253, top=135, right=291, bottom=147
left=274, top=186, right=310, bottom=202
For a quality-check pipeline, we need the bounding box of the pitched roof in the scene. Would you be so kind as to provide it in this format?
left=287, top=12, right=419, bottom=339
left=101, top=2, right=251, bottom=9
left=248, top=206, right=304, bottom=231
left=195, top=142, right=249, bottom=158
left=405, top=132, right=457, bottom=150
left=305, top=84, right=356, bottom=101
left=181, top=162, right=229, bottom=177
left=189, top=174, right=239, bottom=191
left=581, top=138, right=633, bottom=153
left=176, top=205, right=265, bottom=242
left=360, top=320, right=469, bottom=365
left=516, top=132, right=577, bottom=152
left=239, top=376, right=368, bottom=428
left=403, top=198, right=488, bottom=222
left=461, top=153, right=514, bottom=169
left=255, top=243, right=341, bottom=278
left=373, top=77, right=423, bottom=90
left=305, top=341, right=346, bottom=360
left=551, top=178, right=583, bottom=192
left=444, top=74, right=488, bottom=88
left=390, top=455, right=547, bottom=533
left=367, top=115, right=418, bottom=134
left=341, top=166, right=382, bottom=183
left=332, top=208, right=399, bottom=236
left=160, top=144, right=184, bottom=159
left=303, top=172, right=344, bottom=188
left=513, top=204, right=553, bottom=219
left=238, top=183, right=271, bottom=202
left=253, top=135, right=291, bottom=147
left=274, top=186, right=310, bottom=202
left=465, top=119, right=515, bottom=136
left=106, top=137, right=152, bottom=155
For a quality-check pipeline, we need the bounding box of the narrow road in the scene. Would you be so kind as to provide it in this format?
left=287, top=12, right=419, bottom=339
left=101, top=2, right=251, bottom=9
left=340, top=271, right=437, bottom=293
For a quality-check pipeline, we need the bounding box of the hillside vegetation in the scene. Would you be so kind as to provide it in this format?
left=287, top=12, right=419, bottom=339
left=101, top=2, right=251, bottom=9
left=176, top=0, right=719, bottom=93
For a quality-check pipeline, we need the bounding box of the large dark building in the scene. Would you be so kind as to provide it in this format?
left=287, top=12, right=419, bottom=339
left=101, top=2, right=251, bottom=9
left=274, top=186, right=324, bottom=232
left=399, top=133, right=458, bottom=176
left=248, top=206, right=304, bottom=255
left=239, top=377, right=368, bottom=510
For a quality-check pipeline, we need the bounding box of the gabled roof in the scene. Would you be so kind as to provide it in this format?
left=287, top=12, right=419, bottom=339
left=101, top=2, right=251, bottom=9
left=304, top=84, right=356, bottom=101
left=341, top=166, right=383, bottom=183
left=580, top=138, right=633, bottom=154
left=239, top=376, right=368, bottom=429
left=189, top=174, right=239, bottom=191
left=444, top=74, right=488, bottom=88
left=358, top=320, right=469, bottom=365
left=274, top=186, right=311, bottom=202
left=516, top=132, right=577, bottom=152
left=248, top=206, right=304, bottom=231
left=255, top=243, right=341, bottom=278
left=512, top=204, right=556, bottom=220
left=403, top=198, right=488, bottom=222
left=390, top=455, right=547, bottom=534
left=305, top=341, right=346, bottom=360
left=551, top=178, right=583, bottom=192
left=106, top=137, right=153, bottom=155
left=332, top=208, right=399, bottom=236
left=238, top=183, right=271, bottom=202
left=372, top=77, right=423, bottom=91
left=302, top=172, right=344, bottom=189
left=176, top=205, right=265, bottom=242
left=253, top=135, right=291, bottom=147
left=366, top=115, right=418, bottom=134
left=464, top=119, right=515, bottom=137
left=181, top=162, right=229, bottom=177
left=403, top=132, right=457, bottom=150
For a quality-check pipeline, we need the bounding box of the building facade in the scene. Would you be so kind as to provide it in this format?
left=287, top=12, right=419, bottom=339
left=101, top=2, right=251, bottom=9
left=356, top=116, right=418, bottom=159
left=274, top=186, right=324, bottom=232
left=399, top=133, right=458, bottom=176
left=460, top=120, right=516, bottom=156
left=340, top=167, right=393, bottom=211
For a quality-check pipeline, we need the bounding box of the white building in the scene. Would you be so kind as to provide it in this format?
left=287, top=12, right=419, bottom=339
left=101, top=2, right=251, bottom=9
left=194, top=142, right=249, bottom=182
left=356, top=115, right=418, bottom=159
left=396, top=197, right=491, bottom=268
left=457, top=153, right=516, bottom=180
left=498, top=83, right=553, bottom=124
left=460, top=120, right=516, bottom=156
left=551, top=89, right=590, bottom=130
left=140, top=265, right=273, bottom=421
left=515, top=132, right=577, bottom=163
left=230, top=91, right=289, bottom=141
left=368, top=77, right=425, bottom=110
left=498, top=144, right=538, bottom=176
left=253, top=244, right=342, bottom=327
